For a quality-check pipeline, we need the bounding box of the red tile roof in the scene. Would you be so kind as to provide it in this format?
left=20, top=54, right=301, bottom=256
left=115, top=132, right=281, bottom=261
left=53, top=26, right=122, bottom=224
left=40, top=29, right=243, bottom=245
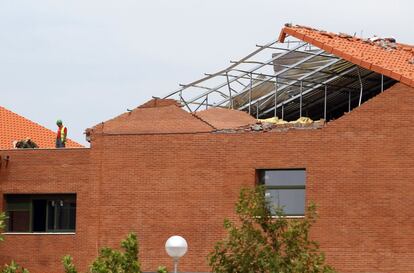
left=278, top=25, right=414, bottom=87
left=92, top=99, right=214, bottom=134
left=195, top=108, right=257, bottom=130
left=0, top=106, right=83, bottom=149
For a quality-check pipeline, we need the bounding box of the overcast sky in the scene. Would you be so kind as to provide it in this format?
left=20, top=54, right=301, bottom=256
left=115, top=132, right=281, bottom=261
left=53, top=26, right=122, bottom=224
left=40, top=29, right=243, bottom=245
left=1, top=0, right=412, bottom=146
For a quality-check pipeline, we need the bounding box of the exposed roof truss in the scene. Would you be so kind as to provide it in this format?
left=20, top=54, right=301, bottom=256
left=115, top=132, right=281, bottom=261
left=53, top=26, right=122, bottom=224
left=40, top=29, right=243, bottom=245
left=163, top=36, right=396, bottom=122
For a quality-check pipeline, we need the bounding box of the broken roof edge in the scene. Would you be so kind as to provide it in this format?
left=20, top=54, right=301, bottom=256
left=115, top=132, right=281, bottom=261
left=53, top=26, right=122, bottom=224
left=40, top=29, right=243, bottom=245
left=278, top=24, right=414, bottom=88
left=138, top=98, right=182, bottom=109
left=86, top=98, right=215, bottom=137
left=87, top=98, right=183, bottom=132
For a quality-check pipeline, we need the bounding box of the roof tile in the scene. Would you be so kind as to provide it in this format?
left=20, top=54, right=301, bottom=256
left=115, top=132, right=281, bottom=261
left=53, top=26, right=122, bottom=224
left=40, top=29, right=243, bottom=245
left=0, top=106, right=83, bottom=149
left=280, top=26, right=414, bottom=88
left=391, top=71, right=403, bottom=81
left=401, top=76, right=411, bottom=85
left=321, top=43, right=333, bottom=53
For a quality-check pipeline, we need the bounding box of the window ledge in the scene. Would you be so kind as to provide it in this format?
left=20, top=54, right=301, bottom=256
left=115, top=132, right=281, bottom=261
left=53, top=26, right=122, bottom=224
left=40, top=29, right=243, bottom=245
left=270, top=215, right=305, bottom=219
left=254, top=215, right=305, bottom=219
left=2, top=232, right=76, bottom=235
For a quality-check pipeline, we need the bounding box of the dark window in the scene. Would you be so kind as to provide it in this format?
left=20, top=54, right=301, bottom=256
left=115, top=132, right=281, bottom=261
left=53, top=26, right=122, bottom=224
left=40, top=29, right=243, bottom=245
left=4, top=194, right=76, bottom=233
left=258, top=169, right=306, bottom=216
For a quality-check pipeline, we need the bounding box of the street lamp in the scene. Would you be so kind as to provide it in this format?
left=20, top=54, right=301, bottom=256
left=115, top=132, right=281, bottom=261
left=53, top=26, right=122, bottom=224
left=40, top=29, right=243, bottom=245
left=165, top=235, right=188, bottom=273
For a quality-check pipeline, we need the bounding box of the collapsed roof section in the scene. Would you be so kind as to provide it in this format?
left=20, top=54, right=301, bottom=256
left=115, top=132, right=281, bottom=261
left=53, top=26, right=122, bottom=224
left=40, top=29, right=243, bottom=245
left=163, top=25, right=414, bottom=123
left=88, top=98, right=265, bottom=137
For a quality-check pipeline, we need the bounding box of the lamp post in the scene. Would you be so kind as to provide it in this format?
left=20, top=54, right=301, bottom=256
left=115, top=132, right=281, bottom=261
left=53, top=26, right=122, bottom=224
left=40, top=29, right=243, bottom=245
left=165, top=235, right=188, bottom=273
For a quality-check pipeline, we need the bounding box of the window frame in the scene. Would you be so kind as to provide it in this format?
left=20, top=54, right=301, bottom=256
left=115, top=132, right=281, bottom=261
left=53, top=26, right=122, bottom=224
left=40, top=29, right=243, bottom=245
left=3, top=194, right=77, bottom=234
left=257, top=168, right=306, bottom=217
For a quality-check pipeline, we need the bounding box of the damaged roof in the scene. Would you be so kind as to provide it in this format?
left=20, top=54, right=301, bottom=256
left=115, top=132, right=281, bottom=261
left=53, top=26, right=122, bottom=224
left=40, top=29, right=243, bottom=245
left=279, top=25, right=414, bottom=87
left=162, top=24, right=413, bottom=120
left=90, top=98, right=214, bottom=134
left=90, top=25, right=414, bottom=137
left=0, top=106, right=83, bottom=149
left=89, top=98, right=259, bottom=135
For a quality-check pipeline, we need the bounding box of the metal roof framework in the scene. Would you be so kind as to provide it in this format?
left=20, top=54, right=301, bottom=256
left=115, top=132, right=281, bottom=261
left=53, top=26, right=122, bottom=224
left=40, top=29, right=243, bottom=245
left=163, top=36, right=396, bottom=122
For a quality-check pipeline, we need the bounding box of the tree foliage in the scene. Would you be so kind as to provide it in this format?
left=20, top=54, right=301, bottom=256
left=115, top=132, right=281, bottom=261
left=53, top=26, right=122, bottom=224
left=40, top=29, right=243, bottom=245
left=156, top=266, right=168, bottom=273
left=63, top=233, right=141, bottom=273
left=209, top=186, right=336, bottom=273
left=63, top=256, right=78, bottom=273
left=1, top=261, right=29, bottom=273
left=0, top=212, right=6, bottom=242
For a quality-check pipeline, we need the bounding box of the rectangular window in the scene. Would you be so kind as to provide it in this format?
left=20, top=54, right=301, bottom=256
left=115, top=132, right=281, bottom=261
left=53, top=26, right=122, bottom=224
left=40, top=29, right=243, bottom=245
left=4, top=194, right=76, bottom=233
left=258, top=169, right=306, bottom=216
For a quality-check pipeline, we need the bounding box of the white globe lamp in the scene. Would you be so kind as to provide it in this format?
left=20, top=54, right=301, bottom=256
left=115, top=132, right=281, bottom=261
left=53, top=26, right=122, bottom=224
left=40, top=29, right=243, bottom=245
left=165, top=235, right=188, bottom=273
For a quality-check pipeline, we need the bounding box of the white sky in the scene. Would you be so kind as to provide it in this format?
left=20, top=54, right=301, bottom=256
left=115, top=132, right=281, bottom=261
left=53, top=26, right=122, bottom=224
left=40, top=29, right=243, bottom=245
left=0, top=0, right=412, bottom=145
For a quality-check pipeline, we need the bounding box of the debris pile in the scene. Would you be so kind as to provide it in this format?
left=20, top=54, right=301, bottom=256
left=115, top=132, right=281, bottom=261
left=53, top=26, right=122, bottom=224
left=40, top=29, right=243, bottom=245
left=284, top=24, right=405, bottom=52
left=215, top=117, right=325, bottom=133
left=367, top=36, right=397, bottom=50
left=13, top=138, right=39, bottom=149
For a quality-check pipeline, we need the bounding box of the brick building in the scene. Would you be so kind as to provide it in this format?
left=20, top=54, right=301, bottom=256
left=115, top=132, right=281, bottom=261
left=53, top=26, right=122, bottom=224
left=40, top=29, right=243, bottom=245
left=1, top=25, right=414, bottom=273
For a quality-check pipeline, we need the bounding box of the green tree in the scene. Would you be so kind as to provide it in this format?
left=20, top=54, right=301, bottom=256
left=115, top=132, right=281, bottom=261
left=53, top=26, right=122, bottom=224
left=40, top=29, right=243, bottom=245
left=63, top=233, right=141, bottom=273
left=209, top=187, right=336, bottom=273
left=156, top=266, right=168, bottom=273
left=62, top=256, right=78, bottom=273
left=1, top=261, right=29, bottom=273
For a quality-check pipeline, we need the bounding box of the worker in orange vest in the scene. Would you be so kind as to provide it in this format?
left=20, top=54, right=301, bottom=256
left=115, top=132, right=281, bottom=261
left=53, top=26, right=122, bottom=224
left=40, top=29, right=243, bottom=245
left=56, top=119, right=67, bottom=148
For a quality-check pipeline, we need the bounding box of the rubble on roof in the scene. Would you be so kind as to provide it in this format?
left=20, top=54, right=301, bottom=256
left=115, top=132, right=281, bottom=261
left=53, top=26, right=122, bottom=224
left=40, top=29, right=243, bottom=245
left=14, top=138, right=39, bottom=149
left=283, top=24, right=403, bottom=51
left=0, top=106, right=83, bottom=149
left=215, top=117, right=324, bottom=134
left=368, top=36, right=398, bottom=50
left=258, top=117, right=288, bottom=125
left=279, top=25, right=414, bottom=88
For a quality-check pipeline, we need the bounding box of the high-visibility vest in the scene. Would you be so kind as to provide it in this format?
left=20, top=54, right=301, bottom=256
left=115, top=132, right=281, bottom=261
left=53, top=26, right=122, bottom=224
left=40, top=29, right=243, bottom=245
left=60, top=126, right=67, bottom=142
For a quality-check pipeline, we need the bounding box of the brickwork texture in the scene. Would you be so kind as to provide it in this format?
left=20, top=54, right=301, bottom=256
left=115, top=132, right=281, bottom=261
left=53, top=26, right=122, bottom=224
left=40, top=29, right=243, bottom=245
left=0, top=83, right=413, bottom=273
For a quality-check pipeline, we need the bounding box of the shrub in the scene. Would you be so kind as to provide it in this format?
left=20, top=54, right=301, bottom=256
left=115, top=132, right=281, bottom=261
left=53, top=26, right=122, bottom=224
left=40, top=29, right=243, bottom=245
left=1, top=261, right=29, bottom=273
left=209, top=186, right=336, bottom=273
left=63, top=233, right=141, bottom=273
left=156, top=265, right=168, bottom=273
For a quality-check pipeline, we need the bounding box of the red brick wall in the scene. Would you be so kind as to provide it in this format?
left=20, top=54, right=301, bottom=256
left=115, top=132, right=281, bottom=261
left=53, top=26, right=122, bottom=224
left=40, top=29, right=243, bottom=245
left=1, top=83, right=413, bottom=273
left=0, top=148, right=97, bottom=272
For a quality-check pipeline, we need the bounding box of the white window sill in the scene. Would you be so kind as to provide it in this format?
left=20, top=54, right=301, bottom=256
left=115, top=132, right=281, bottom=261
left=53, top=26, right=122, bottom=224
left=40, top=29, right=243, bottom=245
left=276, top=215, right=305, bottom=219
left=254, top=215, right=305, bottom=219
left=3, top=232, right=75, bottom=235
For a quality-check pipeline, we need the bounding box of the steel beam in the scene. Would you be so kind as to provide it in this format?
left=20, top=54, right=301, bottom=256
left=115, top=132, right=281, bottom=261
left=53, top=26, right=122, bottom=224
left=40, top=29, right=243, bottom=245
left=163, top=39, right=280, bottom=99
left=169, top=42, right=308, bottom=105
left=260, top=66, right=358, bottom=116
left=240, top=58, right=342, bottom=112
